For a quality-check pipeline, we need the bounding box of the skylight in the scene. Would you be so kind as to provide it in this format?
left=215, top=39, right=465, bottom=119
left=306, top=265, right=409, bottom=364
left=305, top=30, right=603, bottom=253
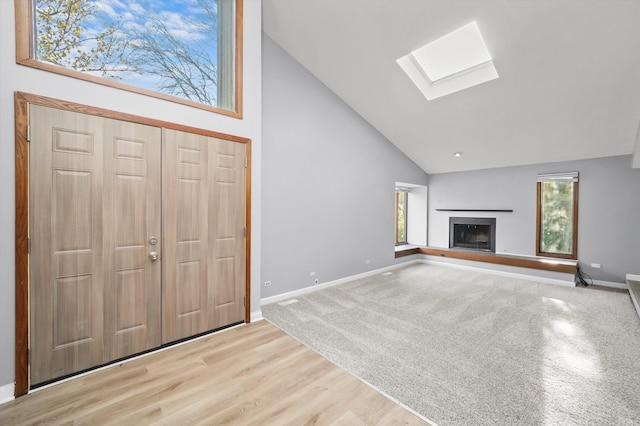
left=397, top=21, right=498, bottom=100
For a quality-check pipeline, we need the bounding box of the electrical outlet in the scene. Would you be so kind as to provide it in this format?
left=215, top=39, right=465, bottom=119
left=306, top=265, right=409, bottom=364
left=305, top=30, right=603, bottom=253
left=264, top=281, right=271, bottom=287
left=365, top=259, right=370, bottom=264
left=309, top=271, right=315, bottom=277
left=590, top=263, right=601, bottom=269
left=314, top=278, right=319, bottom=285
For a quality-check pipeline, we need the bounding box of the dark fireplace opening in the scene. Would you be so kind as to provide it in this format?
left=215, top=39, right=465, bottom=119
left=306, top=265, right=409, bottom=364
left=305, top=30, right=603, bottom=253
left=449, top=217, right=496, bottom=253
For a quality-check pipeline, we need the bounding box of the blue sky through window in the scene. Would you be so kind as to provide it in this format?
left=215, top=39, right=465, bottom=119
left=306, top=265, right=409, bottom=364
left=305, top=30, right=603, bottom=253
left=35, top=0, right=222, bottom=105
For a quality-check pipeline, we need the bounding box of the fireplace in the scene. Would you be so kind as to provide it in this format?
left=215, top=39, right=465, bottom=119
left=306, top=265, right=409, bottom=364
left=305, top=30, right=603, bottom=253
left=449, top=217, right=496, bottom=253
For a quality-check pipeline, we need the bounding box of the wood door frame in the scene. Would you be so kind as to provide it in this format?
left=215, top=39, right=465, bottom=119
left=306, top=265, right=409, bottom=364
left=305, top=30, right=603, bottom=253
left=14, top=91, right=252, bottom=397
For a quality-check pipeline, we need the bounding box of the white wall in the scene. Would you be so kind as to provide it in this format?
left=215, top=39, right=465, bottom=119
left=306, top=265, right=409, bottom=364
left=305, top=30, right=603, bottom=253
left=0, top=0, right=262, bottom=392
left=407, top=186, right=428, bottom=246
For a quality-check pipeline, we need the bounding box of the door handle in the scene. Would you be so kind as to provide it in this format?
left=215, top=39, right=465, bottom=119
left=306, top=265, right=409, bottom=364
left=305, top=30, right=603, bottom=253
left=149, top=251, right=158, bottom=261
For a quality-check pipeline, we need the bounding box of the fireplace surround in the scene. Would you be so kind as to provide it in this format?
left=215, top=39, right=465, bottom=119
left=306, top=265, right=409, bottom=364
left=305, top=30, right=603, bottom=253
left=449, top=217, right=496, bottom=253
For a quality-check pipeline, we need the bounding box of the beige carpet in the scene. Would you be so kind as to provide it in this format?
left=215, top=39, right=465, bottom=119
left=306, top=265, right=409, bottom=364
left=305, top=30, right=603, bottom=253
left=262, top=263, right=640, bottom=425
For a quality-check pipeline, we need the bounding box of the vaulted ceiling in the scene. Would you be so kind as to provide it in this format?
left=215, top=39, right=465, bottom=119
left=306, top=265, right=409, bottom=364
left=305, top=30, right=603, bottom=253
left=262, top=0, right=640, bottom=174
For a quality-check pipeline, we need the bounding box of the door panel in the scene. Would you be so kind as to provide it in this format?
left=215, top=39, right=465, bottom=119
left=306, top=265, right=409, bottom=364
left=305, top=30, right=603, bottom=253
left=102, top=119, right=162, bottom=361
left=162, top=130, right=210, bottom=343
left=209, top=140, right=246, bottom=328
left=30, top=106, right=162, bottom=384
left=30, top=106, right=106, bottom=384
left=163, top=129, right=245, bottom=344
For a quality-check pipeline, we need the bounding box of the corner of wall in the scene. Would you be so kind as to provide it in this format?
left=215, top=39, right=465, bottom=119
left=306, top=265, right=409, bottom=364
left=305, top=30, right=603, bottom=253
left=632, top=119, right=640, bottom=168
left=250, top=310, right=264, bottom=322
left=0, top=382, right=14, bottom=405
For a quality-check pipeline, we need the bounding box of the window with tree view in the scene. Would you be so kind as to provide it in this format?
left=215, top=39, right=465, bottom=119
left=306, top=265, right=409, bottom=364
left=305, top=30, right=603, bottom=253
left=396, top=189, right=408, bottom=245
left=536, top=172, right=579, bottom=259
left=16, top=0, right=240, bottom=115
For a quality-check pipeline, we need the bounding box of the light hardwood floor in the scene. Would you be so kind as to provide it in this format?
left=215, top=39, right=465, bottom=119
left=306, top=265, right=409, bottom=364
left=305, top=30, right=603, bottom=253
left=0, top=320, right=427, bottom=425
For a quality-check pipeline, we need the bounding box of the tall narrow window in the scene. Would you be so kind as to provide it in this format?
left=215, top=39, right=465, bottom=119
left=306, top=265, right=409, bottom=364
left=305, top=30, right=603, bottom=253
left=395, top=189, right=408, bottom=245
left=536, top=172, right=579, bottom=259
left=15, top=0, right=242, bottom=116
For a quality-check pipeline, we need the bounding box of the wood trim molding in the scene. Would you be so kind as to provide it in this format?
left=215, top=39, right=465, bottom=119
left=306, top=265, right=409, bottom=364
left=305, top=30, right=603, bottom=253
left=535, top=182, right=542, bottom=256
left=572, top=183, right=579, bottom=259
left=14, top=92, right=252, bottom=396
left=244, top=140, right=252, bottom=324
left=14, top=0, right=244, bottom=119
left=14, top=93, right=29, bottom=397
left=14, top=0, right=32, bottom=64
left=235, top=0, right=244, bottom=119
left=16, top=92, right=250, bottom=143
left=418, top=247, right=577, bottom=274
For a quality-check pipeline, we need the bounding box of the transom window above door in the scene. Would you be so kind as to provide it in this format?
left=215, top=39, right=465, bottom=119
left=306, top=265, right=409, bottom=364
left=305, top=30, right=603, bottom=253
left=15, top=0, right=243, bottom=117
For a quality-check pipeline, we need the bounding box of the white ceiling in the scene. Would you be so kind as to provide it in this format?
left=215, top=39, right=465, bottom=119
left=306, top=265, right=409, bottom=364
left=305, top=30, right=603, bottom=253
left=262, top=0, right=640, bottom=174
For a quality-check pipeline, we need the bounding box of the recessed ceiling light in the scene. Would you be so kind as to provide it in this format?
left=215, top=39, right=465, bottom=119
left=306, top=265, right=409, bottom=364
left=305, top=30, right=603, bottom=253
left=397, top=21, right=498, bottom=100
left=454, top=152, right=463, bottom=157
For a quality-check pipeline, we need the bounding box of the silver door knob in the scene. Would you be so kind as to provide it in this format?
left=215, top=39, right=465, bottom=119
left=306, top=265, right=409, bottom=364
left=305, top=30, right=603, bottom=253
left=149, top=251, right=158, bottom=261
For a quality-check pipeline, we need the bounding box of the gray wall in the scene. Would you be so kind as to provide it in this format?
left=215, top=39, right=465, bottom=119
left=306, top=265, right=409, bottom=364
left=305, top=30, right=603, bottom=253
left=261, top=35, right=428, bottom=298
left=428, top=155, right=640, bottom=283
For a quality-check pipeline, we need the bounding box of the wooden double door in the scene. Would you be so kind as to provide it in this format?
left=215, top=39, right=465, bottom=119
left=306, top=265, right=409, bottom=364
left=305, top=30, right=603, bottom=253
left=29, top=105, right=246, bottom=385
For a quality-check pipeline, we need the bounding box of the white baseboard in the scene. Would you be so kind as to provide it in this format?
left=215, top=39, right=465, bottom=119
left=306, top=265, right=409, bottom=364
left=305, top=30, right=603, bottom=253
left=591, top=280, right=627, bottom=290
left=420, top=258, right=576, bottom=288
left=259, top=258, right=628, bottom=308
left=628, top=284, right=640, bottom=319
left=626, top=273, right=640, bottom=282
left=250, top=310, right=264, bottom=322
left=0, top=383, right=14, bottom=405
left=260, top=260, right=419, bottom=305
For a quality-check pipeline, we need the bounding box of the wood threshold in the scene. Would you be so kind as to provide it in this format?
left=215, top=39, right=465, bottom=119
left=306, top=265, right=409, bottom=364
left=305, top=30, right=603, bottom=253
left=396, top=246, right=576, bottom=274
